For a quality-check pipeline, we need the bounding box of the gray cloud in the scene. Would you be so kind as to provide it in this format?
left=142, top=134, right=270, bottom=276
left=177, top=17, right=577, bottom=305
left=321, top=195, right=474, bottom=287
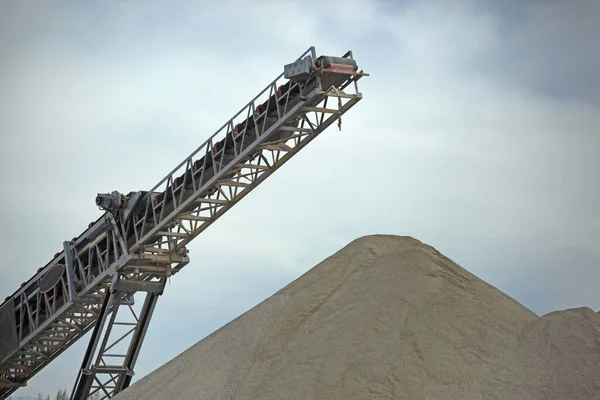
left=1, top=0, right=598, bottom=396
left=481, top=0, right=600, bottom=104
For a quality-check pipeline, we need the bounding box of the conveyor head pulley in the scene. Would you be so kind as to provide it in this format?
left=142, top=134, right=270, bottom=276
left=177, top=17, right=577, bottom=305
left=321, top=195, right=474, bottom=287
left=284, top=53, right=359, bottom=83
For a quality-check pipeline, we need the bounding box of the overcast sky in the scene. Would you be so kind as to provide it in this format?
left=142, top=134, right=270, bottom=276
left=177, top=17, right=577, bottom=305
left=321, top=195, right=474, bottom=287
left=1, top=0, right=599, bottom=397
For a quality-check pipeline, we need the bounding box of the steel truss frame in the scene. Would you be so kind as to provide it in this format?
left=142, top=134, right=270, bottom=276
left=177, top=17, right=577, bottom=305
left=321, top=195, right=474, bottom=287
left=0, top=47, right=367, bottom=400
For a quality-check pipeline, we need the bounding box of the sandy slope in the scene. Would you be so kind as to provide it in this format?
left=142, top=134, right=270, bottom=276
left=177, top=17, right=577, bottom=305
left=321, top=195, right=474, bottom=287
left=479, top=306, right=600, bottom=400
left=113, top=235, right=600, bottom=399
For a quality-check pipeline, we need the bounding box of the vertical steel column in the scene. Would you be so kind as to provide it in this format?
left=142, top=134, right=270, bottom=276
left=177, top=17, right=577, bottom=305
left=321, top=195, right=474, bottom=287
left=114, top=292, right=159, bottom=392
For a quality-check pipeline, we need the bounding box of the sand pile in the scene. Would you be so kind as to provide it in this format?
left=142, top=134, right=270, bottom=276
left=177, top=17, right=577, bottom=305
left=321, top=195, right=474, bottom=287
left=479, top=306, right=600, bottom=400
left=112, top=235, right=600, bottom=399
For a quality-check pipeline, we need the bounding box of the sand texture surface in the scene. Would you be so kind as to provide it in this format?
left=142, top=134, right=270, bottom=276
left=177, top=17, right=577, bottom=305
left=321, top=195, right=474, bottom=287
left=112, top=235, right=600, bottom=399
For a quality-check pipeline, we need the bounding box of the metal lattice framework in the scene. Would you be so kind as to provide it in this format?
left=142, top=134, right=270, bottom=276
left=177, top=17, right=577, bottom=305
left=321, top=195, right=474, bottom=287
left=0, top=47, right=368, bottom=400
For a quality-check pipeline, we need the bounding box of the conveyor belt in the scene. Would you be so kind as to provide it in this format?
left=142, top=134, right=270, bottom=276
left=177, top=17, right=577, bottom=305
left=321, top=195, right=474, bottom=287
left=0, top=47, right=368, bottom=400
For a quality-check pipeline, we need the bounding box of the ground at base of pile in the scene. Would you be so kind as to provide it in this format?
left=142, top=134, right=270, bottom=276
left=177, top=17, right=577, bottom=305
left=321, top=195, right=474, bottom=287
left=112, top=234, right=600, bottom=400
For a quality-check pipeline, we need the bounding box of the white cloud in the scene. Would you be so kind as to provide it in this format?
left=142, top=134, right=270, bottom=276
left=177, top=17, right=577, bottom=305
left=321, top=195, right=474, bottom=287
left=1, top=0, right=599, bottom=397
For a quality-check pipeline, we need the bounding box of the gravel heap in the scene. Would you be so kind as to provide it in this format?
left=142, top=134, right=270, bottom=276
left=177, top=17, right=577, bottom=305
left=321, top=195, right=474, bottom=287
left=113, top=235, right=600, bottom=400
